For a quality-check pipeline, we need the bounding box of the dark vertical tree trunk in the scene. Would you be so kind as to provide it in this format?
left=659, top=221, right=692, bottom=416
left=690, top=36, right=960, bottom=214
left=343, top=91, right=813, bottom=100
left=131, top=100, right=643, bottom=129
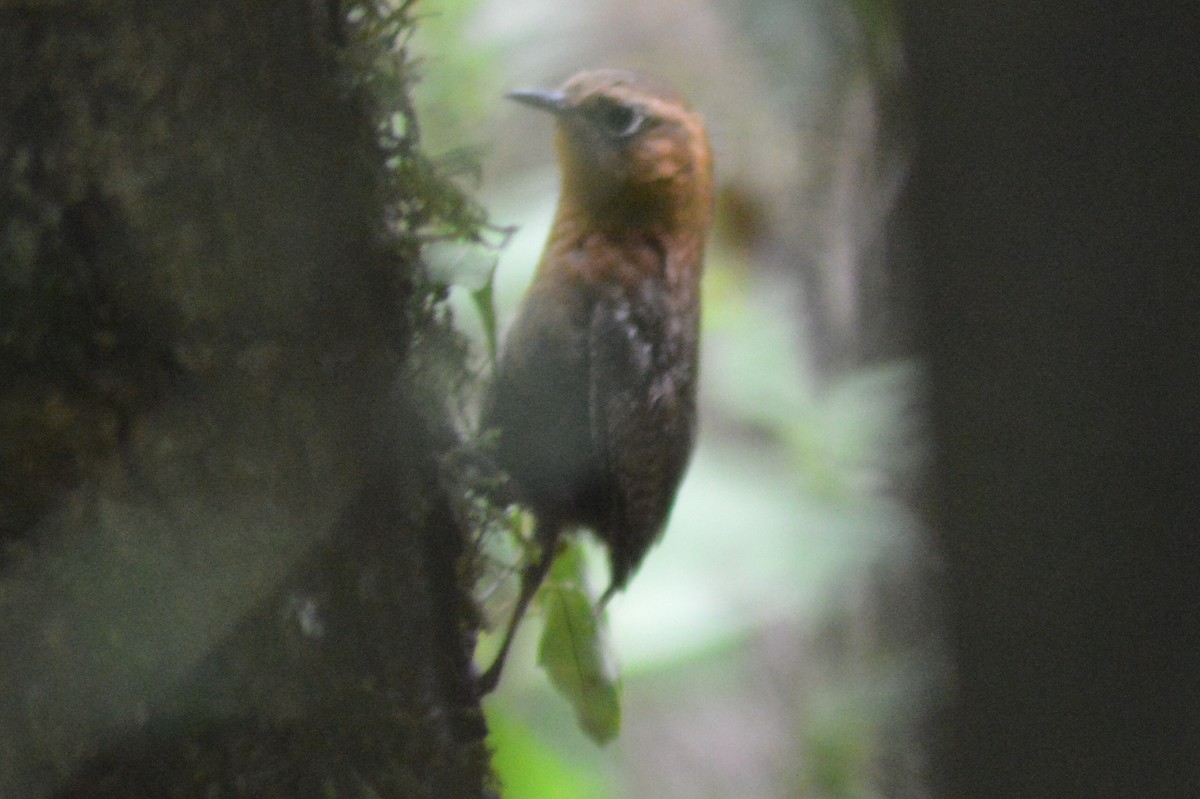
left=901, top=5, right=1199, bottom=798
left=1, top=3, right=488, bottom=796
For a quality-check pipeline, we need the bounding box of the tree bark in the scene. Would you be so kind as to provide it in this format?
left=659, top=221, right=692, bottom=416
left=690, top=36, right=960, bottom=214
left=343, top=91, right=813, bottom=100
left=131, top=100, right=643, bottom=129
left=1, top=3, right=487, bottom=796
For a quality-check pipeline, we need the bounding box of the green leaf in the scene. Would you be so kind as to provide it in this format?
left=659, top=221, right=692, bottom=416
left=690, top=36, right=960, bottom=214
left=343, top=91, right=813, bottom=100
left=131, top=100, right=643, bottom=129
left=536, top=543, right=621, bottom=744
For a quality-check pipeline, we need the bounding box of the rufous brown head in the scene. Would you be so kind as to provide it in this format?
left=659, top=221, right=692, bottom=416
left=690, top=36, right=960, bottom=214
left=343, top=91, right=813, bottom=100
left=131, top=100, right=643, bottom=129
left=508, top=69, right=713, bottom=231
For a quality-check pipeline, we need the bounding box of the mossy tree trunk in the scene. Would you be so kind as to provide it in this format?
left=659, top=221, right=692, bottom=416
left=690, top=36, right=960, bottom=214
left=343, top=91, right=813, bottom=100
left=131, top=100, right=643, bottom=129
left=1, top=3, right=489, bottom=796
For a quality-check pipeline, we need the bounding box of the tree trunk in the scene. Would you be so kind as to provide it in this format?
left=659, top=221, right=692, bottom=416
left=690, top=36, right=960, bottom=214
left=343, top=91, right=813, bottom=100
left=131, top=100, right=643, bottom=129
left=0, top=3, right=488, bottom=796
left=901, top=4, right=1199, bottom=798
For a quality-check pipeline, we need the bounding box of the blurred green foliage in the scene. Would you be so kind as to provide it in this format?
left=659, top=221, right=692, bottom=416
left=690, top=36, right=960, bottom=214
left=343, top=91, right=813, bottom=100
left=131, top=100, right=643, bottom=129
left=487, top=712, right=612, bottom=798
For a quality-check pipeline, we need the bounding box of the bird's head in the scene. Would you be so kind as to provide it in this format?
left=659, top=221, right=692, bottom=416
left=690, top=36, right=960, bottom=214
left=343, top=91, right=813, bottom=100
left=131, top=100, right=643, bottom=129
left=508, top=69, right=713, bottom=232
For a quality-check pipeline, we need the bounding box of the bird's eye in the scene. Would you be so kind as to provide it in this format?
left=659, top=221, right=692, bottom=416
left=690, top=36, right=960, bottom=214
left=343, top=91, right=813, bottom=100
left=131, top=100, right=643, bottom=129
left=589, top=100, right=645, bottom=139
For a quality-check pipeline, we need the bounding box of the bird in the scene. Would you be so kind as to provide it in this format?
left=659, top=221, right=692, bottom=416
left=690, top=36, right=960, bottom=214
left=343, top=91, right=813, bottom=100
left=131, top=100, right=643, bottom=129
left=477, top=68, right=714, bottom=694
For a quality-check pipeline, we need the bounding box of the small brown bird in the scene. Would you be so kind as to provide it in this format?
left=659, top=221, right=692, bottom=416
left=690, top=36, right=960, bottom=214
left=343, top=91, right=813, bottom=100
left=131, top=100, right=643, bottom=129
left=478, top=69, right=714, bottom=693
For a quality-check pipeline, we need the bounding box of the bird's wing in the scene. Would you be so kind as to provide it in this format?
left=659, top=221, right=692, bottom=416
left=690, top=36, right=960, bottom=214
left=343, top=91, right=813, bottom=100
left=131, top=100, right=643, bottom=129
left=587, top=282, right=696, bottom=594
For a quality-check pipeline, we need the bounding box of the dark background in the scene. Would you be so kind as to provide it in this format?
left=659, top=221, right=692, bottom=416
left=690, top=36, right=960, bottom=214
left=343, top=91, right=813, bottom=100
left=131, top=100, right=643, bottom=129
left=903, top=4, right=1199, bottom=797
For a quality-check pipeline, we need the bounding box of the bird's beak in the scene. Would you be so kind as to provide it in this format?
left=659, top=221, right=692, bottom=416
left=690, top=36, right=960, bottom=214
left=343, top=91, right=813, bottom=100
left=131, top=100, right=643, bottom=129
left=506, top=88, right=569, bottom=115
